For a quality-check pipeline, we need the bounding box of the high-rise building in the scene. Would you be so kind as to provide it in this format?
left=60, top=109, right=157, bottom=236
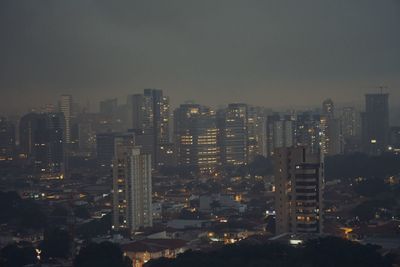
left=0, top=117, right=15, bottom=161
left=340, top=107, right=362, bottom=153
left=274, top=146, right=324, bottom=235
left=341, top=107, right=359, bottom=139
left=361, top=93, right=389, bottom=155
left=19, top=112, right=65, bottom=178
left=59, top=95, right=73, bottom=144
left=174, top=104, right=218, bottom=174
left=295, top=112, right=321, bottom=154
left=221, top=103, right=248, bottom=166
left=247, top=106, right=267, bottom=160
left=112, top=135, right=152, bottom=234
left=266, top=114, right=294, bottom=157
left=319, top=99, right=342, bottom=156
left=127, top=89, right=170, bottom=167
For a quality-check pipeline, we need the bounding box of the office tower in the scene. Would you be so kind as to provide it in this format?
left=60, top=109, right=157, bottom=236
left=274, top=146, right=324, bottom=235
left=112, top=135, right=152, bottom=233
left=295, top=112, right=321, bottom=154
left=127, top=89, right=170, bottom=167
left=174, top=104, right=218, bottom=174
left=220, top=103, right=248, bottom=166
left=0, top=117, right=15, bottom=161
left=341, top=107, right=359, bottom=139
left=59, top=95, right=73, bottom=144
left=266, top=114, right=294, bottom=157
left=247, top=106, right=267, bottom=160
left=19, top=112, right=65, bottom=178
left=100, top=98, right=118, bottom=116
left=361, top=93, right=389, bottom=155
left=319, top=99, right=342, bottom=156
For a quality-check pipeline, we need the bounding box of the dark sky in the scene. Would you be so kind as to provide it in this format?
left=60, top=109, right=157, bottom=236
left=1, top=0, right=399, bottom=113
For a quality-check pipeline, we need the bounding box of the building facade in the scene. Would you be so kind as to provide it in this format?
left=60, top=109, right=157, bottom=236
left=174, top=104, right=218, bottom=175
left=274, top=146, right=324, bottom=235
left=113, top=135, right=152, bottom=234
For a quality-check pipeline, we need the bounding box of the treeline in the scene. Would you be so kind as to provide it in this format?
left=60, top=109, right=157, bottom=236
left=325, top=152, right=400, bottom=180
left=146, top=237, right=394, bottom=267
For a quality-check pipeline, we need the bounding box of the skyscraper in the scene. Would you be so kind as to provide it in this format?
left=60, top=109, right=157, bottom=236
left=361, top=93, right=389, bottom=155
left=19, top=112, right=65, bottom=178
left=59, top=95, right=73, bottom=144
left=319, top=99, right=342, bottom=156
left=0, top=117, right=15, bottom=161
left=266, top=114, right=295, bottom=157
left=127, top=89, right=170, bottom=167
left=295, top=112, right=321, bottom=155
left=112, top=135, right=152, bottom=234
left=274, top=146, right=324, bottom=235
left=174, top=104, right=218, bottom=175
left=221, top=103, right=248, bottom=166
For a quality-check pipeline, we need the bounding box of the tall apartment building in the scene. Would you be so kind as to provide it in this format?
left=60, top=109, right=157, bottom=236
left=247, top=106, right=267, bottom=160
left=59, top=95, right=73, bottom=144
left=319, top=99, right=342, bottom=156
left=274, top=146, right=324, bottom=235
left=361, top=93, right=389, bottom=155
left=174, top=104, right=218, bottom=174
left=112, top=134, right=152, bottom=234
left=127, top=89, right=170, bottom=167
left=266, top=114, right=295, bottom=157
left=295, top=112, right=321, bottom=154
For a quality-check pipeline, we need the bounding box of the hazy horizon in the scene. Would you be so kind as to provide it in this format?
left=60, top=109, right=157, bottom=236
left=1, top=0, right=399, bottom=114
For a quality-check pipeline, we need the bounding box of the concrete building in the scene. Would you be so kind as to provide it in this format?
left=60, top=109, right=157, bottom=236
left=112, top=136, right=152, bottom=234
left=127, top=89, right=170, bottom=168
left=266, top=114, right=294, bottom=157
left=274, top=146, right=324, bottom=235
left=59, top=95, right=73, bottom=144
left=361, top=93, right=389, bottom=155
left=174, top=104, right=219, bottom=175
left=221, top=103, right=248, bottom=166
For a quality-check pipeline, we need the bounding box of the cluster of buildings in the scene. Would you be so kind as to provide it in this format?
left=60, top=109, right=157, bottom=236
left=0, top=89, right=399, bottom=265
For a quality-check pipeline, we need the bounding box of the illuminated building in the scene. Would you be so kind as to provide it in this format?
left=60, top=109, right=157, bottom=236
left=295, top=112, right=321, bottom=155
left=274, top=146, right=324, bottom=235
left=127, top=89, right=170, bottom=167
left=266, top=113, right=295, bottom=157
left=220, top=103, right=248, bottom=166
left=247, top=106, right=267, bottom=159
left=319, top=99, right=342, bottom=155
left=59, top=95, right=73, bottom=144
left=174, top=104, right=218, bottom=174
left=112, top=134, right=153, bottom=233
left=361, top=93, right=389, bottom=155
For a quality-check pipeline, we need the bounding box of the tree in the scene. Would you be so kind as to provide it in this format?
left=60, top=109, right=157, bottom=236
left=39, top=228, right=72, bottom=260
left=74, top=242, right=132, bottom=267
left=145, top=236, right=393, bottom=267
left=0, top=244, right=37, bottom=267
left=74, top=206, right=91, bottom=219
